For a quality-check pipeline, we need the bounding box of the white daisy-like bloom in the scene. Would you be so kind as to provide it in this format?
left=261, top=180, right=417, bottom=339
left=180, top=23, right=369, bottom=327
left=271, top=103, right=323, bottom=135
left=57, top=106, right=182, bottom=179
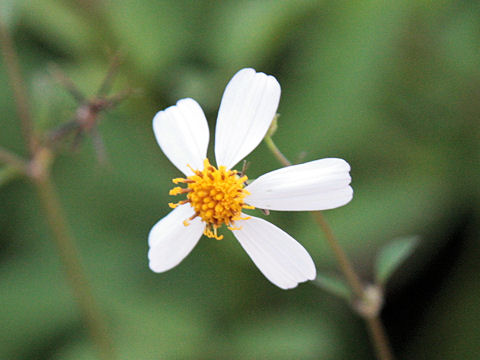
left=149, top=68, right=353, bottom=289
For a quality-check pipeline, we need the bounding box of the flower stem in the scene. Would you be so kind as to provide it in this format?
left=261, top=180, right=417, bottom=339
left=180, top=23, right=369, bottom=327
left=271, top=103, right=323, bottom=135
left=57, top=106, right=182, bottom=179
left=366, top=316, right=395, bottom=360
left=263, top=135, right=292, bottom=167
left=311, top=211, right=364, bottom=298
left=264, top=134, right=395, bottom=360
left=0, top=21, right=36, bottom=155
left=0, top=146, right=28, bottom=171
left=312, top=212, right=394, bottom=360
left=1, top=19, right=116, bottom=359
left=33, top=170, right=116, bottom=360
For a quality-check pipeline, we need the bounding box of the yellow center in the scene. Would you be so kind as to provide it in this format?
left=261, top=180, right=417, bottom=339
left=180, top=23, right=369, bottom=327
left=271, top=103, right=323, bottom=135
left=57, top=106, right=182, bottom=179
left=169, top=159, right=254, bottom=240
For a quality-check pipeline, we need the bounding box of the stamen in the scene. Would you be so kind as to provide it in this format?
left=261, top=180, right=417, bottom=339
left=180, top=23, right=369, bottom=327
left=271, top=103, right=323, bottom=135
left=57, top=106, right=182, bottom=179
left=169, top=187, right=192, bottom=196
left=172, top=177, right=187, bottom=184
left=169, top=158, right=254, bottom=239
left=233, top=214, right=251, bottom=221
left=189, top=213, right=199, bottom=220
left=227, top=226, right=242, bottom=231
left=168, top=199, right=189, bottom=209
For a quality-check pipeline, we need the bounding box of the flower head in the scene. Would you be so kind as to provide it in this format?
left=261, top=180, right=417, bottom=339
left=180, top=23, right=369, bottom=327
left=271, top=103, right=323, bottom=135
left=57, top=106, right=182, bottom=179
left=149, top=68, right=353, bottom=289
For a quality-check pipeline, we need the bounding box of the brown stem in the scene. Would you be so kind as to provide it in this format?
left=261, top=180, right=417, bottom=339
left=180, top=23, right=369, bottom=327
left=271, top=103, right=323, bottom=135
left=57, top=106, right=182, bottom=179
left=313, top=212, right=395, bottom=360
left=33, top=171, right=115, bottom=360
left=1, top=18, right=115, bottom=359
left=0, top=146, right=28, bottom=171
left=264, top=134, right=395, bottom=360
left=0, top=21, right=36, bottom=155
left=366, top=316, right=395, bottom=360
left=311, top=211, right=364, bottom=298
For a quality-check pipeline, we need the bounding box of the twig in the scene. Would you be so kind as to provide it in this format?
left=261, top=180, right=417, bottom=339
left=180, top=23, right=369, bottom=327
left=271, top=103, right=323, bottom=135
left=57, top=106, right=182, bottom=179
left=97, top=51, right=123, bottom=97
left=1, top=18, right=116, bottom=360
left=0, top=146, right=27, bottom=171
left=32, top=169, right=116, bottom=360
left=48, top=63, right=86, bottom=103
left=263, top=135, right=291, bottom=167
left=366, top=316, right=395, bottom=360
left=311, top=211, right=364, bottom=298
left=0, top=21, right=36, bottom=154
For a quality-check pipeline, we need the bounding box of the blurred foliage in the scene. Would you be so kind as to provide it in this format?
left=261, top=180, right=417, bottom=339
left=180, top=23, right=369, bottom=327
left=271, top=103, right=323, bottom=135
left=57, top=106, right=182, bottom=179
left=1, top=0, right=479, bottom=359
left=375, top=236, right=419, bottom=285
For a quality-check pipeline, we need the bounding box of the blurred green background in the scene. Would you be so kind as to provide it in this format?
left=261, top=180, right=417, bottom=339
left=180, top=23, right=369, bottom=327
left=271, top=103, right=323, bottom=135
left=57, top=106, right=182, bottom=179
left=1, top=0, right=479, bottom=359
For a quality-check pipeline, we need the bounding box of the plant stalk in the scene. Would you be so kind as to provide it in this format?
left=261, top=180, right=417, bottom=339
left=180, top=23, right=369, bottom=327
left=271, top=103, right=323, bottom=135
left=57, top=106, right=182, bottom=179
left=1, top=19, right=115, bottom=360
left=311, top=211, right=364, bottom=298
left=0, top=21, right=36, bottom=155
left=0, top=146, right=27, bottom=171
left=365, top=316, right=395, bottom=360
left=33, top=171, right=115, bottom=360
left=264, top=134, right=395, bottom=360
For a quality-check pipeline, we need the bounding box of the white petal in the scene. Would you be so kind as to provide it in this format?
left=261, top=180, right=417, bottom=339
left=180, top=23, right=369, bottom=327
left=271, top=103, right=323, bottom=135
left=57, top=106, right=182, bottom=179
left=215, top=68, right=281, bottom=169
left=148, top=204, right=204, bottom=273
left=233, top=215, right=316, bottom=289
left=153, top=98, right=209, bottom=176
left=245, top=158, right=353, bottom=211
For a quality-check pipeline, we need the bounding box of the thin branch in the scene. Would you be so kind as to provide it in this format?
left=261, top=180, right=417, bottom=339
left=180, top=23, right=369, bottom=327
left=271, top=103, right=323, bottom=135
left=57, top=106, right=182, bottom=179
left=264, top=134, right=395, bottom=360
left=311, top=211, right=364, bottom=298
left=33, top=171, right=116, bottom=360
left=0, top=146, right=27, bottom=171
left=48, top=63, right=86, bottom=103
left=91, top=125, right=108, bottom=165
left=1, top=20, right=116, bottom=359
left=264, top=135, right=292, bottom=167
left=97, top=51, right=123, bottom=97
left=366, top=316, right=395, bottom=360
left=0, top=21, right=36, bottom=154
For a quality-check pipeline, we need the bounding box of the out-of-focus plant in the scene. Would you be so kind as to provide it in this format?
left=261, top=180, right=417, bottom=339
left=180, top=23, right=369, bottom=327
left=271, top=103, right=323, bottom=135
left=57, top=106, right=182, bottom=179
left=0, top=19, right=133, bottom=360
left=3, top=1, right=478, bottom=359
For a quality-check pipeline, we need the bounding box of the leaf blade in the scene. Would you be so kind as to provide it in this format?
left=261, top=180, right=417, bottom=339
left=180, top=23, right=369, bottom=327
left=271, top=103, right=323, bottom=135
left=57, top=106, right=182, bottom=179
left=376, top=236, right=419, bottom=285
left=313, top=272, right=351, bottom=300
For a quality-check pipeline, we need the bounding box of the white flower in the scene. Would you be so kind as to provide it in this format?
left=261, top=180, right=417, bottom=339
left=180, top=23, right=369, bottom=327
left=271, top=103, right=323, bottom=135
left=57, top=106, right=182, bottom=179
left=149, top=68, right=353, bottom=289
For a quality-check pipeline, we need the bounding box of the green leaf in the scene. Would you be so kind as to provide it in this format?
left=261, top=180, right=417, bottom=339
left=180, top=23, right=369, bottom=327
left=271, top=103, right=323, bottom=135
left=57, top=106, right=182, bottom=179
left=313, top=272, right=351, bottom=300
left=376, top=236, right=419, bottom=285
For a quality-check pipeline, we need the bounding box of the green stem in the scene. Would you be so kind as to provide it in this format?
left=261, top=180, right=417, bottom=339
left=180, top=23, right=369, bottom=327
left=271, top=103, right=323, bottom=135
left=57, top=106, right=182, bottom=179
left=0, top=146, right=28, bottom=171
left=365, top=316, right=395, bottom=360
left=311, top=211, right=364, bottom=298
left=1, top=19, right=115, bottom=360
left=0, top=21, right=36, bottom=155
left=33, top=171, right=116, bottom=360
left=263, top=135, right=292, bottom=167
left=264, top=134, right=395, bottom=360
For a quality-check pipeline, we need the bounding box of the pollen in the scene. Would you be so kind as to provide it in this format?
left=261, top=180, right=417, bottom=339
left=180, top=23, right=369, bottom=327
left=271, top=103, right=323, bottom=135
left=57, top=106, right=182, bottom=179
left=169, top=159, right=254, bottom=240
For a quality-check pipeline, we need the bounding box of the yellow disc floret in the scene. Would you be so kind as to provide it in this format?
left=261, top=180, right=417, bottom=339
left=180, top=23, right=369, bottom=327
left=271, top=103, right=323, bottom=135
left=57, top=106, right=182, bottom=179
left=169, top=159, right=253, bottom=240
